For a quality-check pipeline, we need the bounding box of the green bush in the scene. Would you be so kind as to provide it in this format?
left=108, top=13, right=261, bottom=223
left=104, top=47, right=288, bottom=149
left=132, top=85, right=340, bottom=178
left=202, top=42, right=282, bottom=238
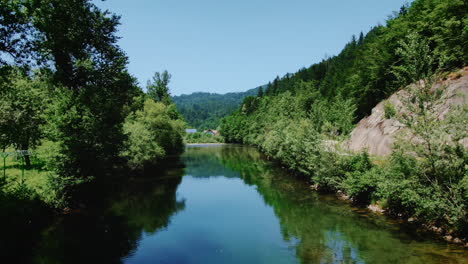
left=121, top=99, right=185, bottom=170
left=344, top=168, right=380, bottom=205
left=185, top=132, right=224, bottom=143
left=308, top=151, right=343, bottom=191
left=383, top=101, right=397, bottom=119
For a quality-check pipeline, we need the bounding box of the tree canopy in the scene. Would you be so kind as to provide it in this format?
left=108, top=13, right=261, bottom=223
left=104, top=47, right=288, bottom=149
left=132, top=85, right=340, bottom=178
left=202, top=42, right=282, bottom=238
left=0, top=0, right=186, bottom=207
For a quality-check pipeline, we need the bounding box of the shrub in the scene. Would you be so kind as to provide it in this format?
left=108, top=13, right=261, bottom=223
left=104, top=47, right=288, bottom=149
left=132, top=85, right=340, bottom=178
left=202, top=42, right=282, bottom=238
left=311, top=151, right=346, bottom=191
left=344, top=167, right=381, bottom=205
left=383, top=101, right=397, bottom=119
left=121, top=99, right=185, bottom=170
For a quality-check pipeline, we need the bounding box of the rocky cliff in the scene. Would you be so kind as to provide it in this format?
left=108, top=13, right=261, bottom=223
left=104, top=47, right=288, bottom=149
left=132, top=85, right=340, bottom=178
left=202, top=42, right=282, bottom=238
left=346, top=68, right=468, bottom=156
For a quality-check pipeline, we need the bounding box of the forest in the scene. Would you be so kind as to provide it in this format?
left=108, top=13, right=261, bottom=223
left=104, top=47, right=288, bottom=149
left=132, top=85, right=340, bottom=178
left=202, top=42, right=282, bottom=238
left=221, top=0, right=467, bottom=239
left=0, top=0, right=185, bottom=213
left=173, top=86, right=261, bottom=129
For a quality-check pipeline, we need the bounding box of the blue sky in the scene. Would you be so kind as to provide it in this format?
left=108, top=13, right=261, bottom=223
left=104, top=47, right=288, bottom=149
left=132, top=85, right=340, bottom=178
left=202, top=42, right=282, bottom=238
left=94, top=0, right=408, bottom=95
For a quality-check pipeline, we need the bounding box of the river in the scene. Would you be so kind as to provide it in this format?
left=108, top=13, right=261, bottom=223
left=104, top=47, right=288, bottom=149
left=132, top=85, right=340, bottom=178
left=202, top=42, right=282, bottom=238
left=24, top=145, right=467, bottom=263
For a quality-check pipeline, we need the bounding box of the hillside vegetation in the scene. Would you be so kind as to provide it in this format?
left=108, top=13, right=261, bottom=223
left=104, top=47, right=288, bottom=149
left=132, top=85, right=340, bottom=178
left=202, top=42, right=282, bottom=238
left=173, top=86, right=261, bottom=129
left=221, top=0, right=467, bottom=240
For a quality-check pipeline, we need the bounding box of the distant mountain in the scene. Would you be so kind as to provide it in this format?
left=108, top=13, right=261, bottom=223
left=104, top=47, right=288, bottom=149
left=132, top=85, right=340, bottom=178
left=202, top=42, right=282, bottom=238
left=172, top=86, right=264, bottom=129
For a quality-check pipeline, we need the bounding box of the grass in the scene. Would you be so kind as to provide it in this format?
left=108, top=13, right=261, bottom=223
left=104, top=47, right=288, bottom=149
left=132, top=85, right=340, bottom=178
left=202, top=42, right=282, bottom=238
left=383, top=100, right=397, bottom=119
left=1, top=154, right=54, bottom=204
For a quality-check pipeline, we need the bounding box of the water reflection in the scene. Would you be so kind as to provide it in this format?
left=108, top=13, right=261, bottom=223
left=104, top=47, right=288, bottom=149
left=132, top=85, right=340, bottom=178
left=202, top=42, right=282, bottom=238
left=7, top=145, right=467, bottom=264
left=32, top=165, right=186, bottom=264
left=184, top=145, right=467, bottom=264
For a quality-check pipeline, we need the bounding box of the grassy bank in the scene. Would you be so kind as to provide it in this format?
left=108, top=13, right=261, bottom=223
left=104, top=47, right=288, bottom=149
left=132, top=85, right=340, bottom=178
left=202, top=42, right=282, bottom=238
left=1, top=154, right=53, bottom=204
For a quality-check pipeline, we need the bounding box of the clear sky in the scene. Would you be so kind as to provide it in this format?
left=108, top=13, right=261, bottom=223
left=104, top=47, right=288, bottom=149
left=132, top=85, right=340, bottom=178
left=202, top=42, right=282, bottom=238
left=94, top=0, right=408, bottom=96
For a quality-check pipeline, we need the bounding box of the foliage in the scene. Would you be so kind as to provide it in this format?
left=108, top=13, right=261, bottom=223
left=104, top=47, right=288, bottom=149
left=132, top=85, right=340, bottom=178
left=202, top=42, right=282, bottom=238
left=0, top=1, right=34, bottom=65
left=391, top=33, right=436, bottom=86
left=221, top=84, right=356, bottom=147
left=387, top=24, right=467, bottom=233
left=121, top=99, right=185, bottom=170
left=221, top=0, right=466, bottom=120
left=172, top=86, right=262, bottom=129
left=185, top=132, right=224, bottom=143
left=147, top=70, right=173, bottom=105
left=221, top=0, right=468, bottom=237
left=383, top=101, right=396, bottom=119
left=0, top=0, right=185, bottom=207
left=1, top=144, right=58, bottom=206
left=0, top=69, right=50, bottom=156
left=349, top=27, right=467, bottom=236
left=37, top=1, right=140, bottom=181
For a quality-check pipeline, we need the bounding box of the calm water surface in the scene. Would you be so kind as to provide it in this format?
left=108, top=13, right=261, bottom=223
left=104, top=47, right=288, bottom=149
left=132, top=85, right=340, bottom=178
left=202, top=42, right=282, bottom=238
left=30, top=145, right=468, bottom=263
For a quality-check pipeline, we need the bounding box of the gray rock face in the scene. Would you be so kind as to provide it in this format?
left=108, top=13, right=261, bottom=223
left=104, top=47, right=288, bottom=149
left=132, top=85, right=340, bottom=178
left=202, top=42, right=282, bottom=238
left=346, top=68, right=468, bottom=156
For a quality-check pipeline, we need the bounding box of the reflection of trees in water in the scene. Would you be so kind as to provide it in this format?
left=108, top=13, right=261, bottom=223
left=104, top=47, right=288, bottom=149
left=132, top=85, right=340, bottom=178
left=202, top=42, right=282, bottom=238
left=213, top=146, right=463, bottom=264
left=25, top=146, right=466, bottom=264
left=111, top=171, right=185, bottom=235
left=32, top=166, right=186, bottom=264
left=182, top=146, right=240, bottom=179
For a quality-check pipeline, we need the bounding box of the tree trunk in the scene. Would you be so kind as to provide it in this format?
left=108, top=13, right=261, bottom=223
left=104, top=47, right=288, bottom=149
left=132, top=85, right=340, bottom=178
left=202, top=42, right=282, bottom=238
left=24, top=155, right=31, bottom=168
left=20, top=143, right=31, bottom=168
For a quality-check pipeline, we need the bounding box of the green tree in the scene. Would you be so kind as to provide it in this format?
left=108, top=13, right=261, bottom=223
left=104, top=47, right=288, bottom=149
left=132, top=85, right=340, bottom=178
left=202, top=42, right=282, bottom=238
left=0, top=0, right=143, bottom=205
left=257, top=87, right=264, bottom=97
left=390, top=31, right=466, bottom=226
left=121, top=99, right=185, bottom=170
left=0, top=69, right=49, bottom=166
left=147, top=71, right=172, bottom=104
left=0, top=1, right=32, bottom=66
left=391, top=32, right=435, bottom=86
left=29, top=0, right=140, bottom=179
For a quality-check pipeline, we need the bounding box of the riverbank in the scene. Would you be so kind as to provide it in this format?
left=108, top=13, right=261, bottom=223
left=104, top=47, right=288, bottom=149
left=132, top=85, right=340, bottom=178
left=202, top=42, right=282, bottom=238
left=332, top=182, right=468, bottom=247
left=188, top=145, right=468, bottom=262
left=186, top=143, right=228, bottom=146
left=273, top=149, right=468, bottom=247
left=2, top=144, right=467, bottom=263
left=221, top=68, right=467, bottom=245
left=184, top=131, right=224, bottom=144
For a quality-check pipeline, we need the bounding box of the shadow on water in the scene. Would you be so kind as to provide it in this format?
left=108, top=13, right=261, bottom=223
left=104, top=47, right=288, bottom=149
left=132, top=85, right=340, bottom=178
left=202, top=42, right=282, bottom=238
left=0, top=184, right=52, bottom=264
left=0, top=158, right=186, bottom=264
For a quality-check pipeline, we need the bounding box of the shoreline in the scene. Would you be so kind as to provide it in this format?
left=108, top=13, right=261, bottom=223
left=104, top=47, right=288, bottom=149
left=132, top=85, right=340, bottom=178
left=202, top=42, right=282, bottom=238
left=186, top=143, right=228, bottom=146
left=248, top=145, right=468, bottom=247
left=335, top=190, right=468, bottom=247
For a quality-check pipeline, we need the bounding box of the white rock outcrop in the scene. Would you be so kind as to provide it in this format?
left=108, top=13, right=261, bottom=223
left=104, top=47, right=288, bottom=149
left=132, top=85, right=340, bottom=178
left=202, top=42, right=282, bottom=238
left=346, top=68, right=467, bottom=156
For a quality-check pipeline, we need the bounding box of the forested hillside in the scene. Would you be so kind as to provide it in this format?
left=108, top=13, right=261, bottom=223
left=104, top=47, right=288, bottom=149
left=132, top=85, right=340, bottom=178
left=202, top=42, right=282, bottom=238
left=173, top=86, right=262, bottom=129
left=221, top=0, right=467, bottom=240
left=228, top=0, right=466, bottom=121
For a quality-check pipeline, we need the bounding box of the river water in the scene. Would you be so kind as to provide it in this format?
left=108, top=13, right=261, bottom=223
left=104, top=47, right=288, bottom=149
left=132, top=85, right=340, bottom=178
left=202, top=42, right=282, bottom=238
left=28, top=145, right=467, bottom=263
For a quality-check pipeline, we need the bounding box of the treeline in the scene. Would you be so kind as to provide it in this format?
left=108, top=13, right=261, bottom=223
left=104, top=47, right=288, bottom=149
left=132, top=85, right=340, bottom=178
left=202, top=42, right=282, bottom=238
left=0, top=1, right=185, bottom=207
left=185, top=132, right=224, bottom=144
left=255, top=0, right=466, bottom=120
left=221, top=0, right=467, bottom=239
left=172, top=86, right=260, bottom=129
